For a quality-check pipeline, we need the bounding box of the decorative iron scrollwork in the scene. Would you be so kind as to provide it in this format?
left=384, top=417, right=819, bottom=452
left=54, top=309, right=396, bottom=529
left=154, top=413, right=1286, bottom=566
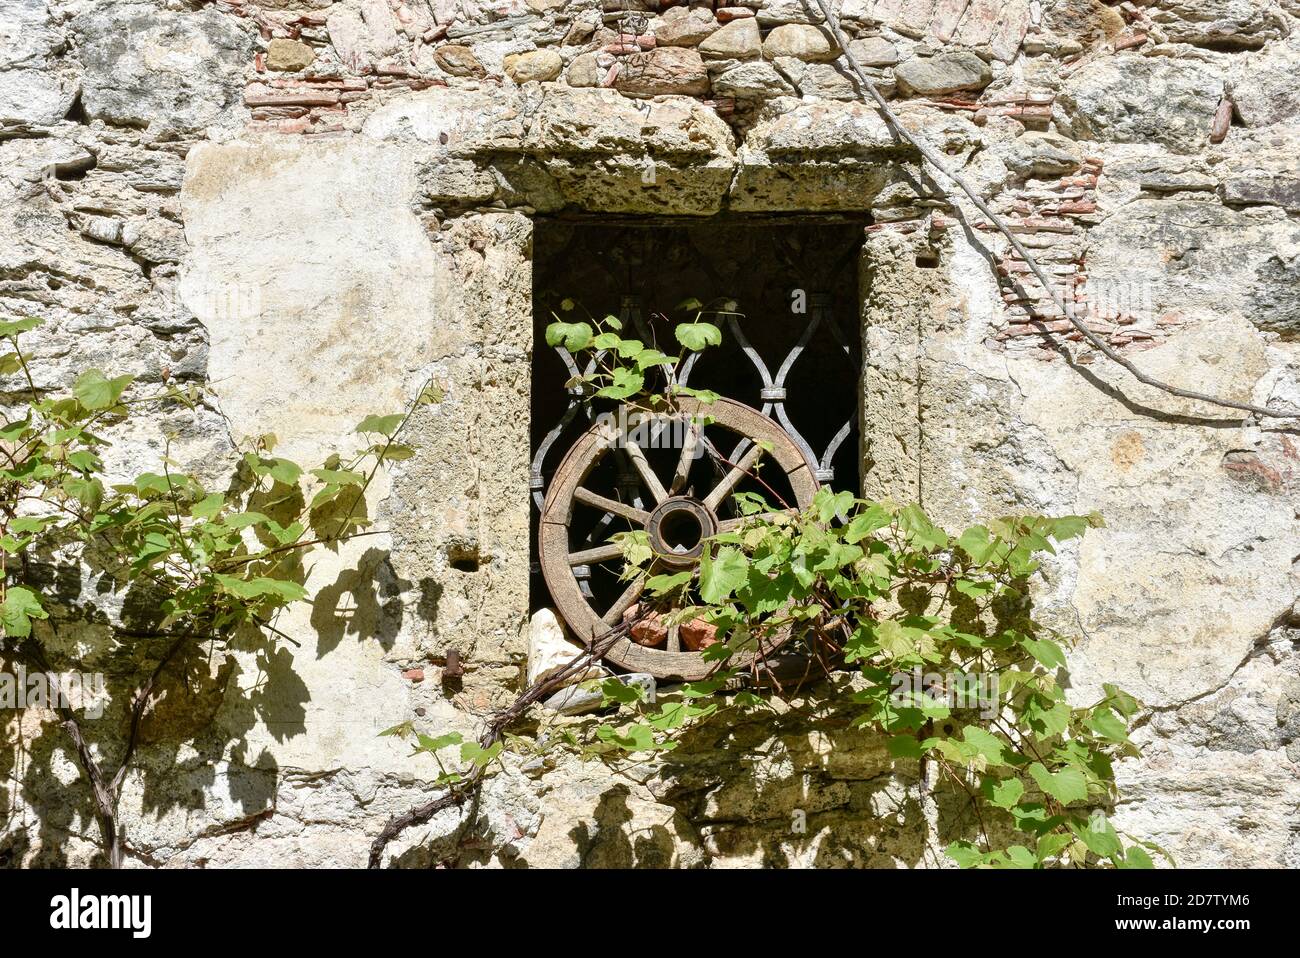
left=532, top=291, right=861, bottom=514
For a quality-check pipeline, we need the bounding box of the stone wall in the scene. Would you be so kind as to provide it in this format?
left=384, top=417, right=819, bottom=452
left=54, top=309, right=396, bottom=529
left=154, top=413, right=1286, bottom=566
left=1, top=0, right=1297, bottom=867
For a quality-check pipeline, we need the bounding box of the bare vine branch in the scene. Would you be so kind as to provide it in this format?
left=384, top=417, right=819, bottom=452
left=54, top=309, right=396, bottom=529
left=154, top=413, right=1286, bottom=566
left=366, top=617, right=639, bottom=868
left=812, top=0, right=1299, bottom=421
left=14, top=631, right=186, bottom=868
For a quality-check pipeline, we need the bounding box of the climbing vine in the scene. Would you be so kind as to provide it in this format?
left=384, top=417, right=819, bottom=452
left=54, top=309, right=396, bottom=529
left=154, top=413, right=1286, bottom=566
left=377, top=300, right=1164, bottom=869
left=0, top=315, right=436, bottom=867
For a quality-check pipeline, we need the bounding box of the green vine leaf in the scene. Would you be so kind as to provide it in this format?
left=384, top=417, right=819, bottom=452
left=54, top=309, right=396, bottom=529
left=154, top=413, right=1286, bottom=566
left=596, top=367, right=643, bottom=400
left=0, top=313, right=428, bottom=866
left=599, top=678, right=648, bottom=705
left=887, top=735, right=924, bottom=759
left=960, top=726, right=1009, bottom=766
left=645, top=570, right=693, bottom=594
left=985, top=777, right=1025, bottom=809
left=955, top=524, right=996, bottom=564
left=992, top=845, right=1038, bottom=869
left=1019, top=635, right=1067, bottom=671
left=698, top=546, right=748, bottom=603
left=1116, top=846, right=1154, bottom=869
left=674, top=321, right=722, bottom=351
left=355, top=413, right=405, bottom=437
left=595, top=723, right=673, bottom=754
left=1085, top=707, right=1131, bottom=744
left=1, top=586, right=47, bottom=637
left=545, top=320, right=593, bottom=352
left=416, top=732, right=464, bottom=752
left=460, top=740, right=504, bottom=768
left=1071, top=813, right=1123, bottom=860
left=215, top=575, right=308, bottom=602
left=190, top=492, right=225, bottom=519
left=945, top=841, right=985, bottom=868
left=72, top=369, right=134, bottom=410
left=268, top=458, right=302, bottom=484
left=0, top=316, right=43, bottom=338
left=1027, top=762, right=1088, bottom=806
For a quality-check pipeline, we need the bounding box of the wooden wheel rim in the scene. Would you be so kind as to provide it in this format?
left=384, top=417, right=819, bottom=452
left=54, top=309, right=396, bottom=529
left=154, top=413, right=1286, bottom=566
left=538, top=397, right=819, bottom=681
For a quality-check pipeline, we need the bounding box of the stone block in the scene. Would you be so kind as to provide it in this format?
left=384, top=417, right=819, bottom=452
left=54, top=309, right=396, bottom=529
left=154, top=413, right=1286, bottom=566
left=72, top=4, right=253, bottom=133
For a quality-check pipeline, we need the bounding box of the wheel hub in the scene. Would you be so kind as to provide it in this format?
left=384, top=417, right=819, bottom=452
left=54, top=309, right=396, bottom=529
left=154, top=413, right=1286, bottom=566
left=645, top=496, right=717, bottom=567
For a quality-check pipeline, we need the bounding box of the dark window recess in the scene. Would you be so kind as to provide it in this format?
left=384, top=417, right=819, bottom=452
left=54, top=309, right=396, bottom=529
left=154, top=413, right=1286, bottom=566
left=530, top=219, right=865, bottom=613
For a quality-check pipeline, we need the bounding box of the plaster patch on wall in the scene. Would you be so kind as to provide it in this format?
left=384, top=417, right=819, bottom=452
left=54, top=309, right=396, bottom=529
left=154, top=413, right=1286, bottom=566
left=996, top=317, right=1292, bottom=707
left=180, top=136, right=441, bottom=463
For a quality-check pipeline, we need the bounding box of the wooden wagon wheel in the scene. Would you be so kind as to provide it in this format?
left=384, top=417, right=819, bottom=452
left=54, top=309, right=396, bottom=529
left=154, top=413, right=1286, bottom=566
left=539, top=397, right=819, bottom=681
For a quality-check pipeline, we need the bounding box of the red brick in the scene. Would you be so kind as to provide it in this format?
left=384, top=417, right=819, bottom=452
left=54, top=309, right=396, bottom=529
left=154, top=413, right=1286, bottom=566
left=1113, top=31, right=1147, bottom=51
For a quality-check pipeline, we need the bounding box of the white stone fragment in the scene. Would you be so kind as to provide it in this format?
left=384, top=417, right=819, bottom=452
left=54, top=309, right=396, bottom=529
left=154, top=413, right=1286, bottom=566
left=527, top=607, right=604, bottom=688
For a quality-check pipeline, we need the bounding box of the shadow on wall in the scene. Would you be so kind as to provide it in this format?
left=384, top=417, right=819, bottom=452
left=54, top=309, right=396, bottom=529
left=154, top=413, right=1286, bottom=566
left=545, top=697, right=1020, bottom=869
left=0, top=531, right=442, bottom=867
left=567, top=785, right=684, bottom=869
left=498, top=582, right=1042, bottom=868
left=651, top=699, right=933, bottom=869
left=311, top=546, right=418, bottom=660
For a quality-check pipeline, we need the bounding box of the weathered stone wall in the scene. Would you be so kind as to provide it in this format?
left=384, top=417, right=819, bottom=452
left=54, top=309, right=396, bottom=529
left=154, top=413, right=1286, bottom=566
left=1, top=0, right=1297, bottom=867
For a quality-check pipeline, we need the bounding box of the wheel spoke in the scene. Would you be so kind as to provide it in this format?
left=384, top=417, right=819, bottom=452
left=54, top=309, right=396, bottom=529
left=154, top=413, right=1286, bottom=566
left=588, top=490, right=645, bottom=546
left=669, top=419, right=701, bottom=495
left=568, top=542, right=624, bottom=566
left=623, top=439, right=668, bottom=504
left=667, top=622, right=681, bottom=653
left=573, top=487, right=649, bottom=525
left=602, top=574, right=646, bottom=626
left=703, top=442, right=764, bottom=511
